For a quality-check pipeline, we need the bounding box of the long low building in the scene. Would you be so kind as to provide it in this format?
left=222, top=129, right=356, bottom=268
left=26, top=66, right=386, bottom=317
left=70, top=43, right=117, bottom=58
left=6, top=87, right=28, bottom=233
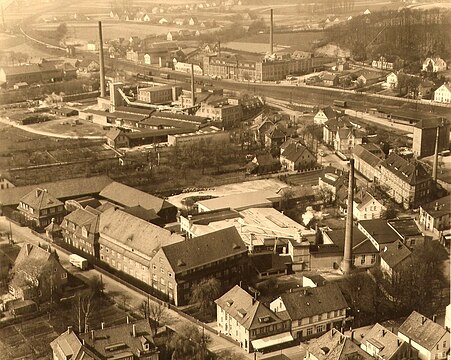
left=167, top=126, right=229, bottom=146
left=197, top=190, right=282, bottom=212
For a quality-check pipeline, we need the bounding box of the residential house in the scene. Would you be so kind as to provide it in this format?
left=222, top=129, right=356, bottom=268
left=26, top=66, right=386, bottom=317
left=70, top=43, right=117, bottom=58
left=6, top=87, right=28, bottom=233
left=188, top=17, right=198, bottom=26
left=270, top=284, right=348, bottom=340
left=9, top=243, right=67, bottom=301
left=419, top=195, right=450, bottom=237
left=251, top=117, right=274, bottom=144
left=321, top=73, right=339, bottom=86
left=360, top=323, right=416, bottom=360
left=386, top=72, right=398, bottom=88
left=333, top=127, right=363, bottom=153
left=379, top=153, right=432, bottom=209
left=100, top=181, right=177, bottom=223
left=379, top=240, right=411, bottom=282
left=265, top=124, right=289, bottom=149
left=17, top=188, right=66, bottom=229
left=372, top=56, right=394, bottom=70
left=280, top=142, right=316, bottom=171
left=323, top=117, right=351, bottom=146
left=422, top=57, right=447, bottom=73
left=304, top=328, right=373, bottom=360
left=314, top=106, right=339, bottom=125
left=246, top=154, right=280, bottom=175
left=106, top=128, right=130, bottom=148
left=149, top=227, right=249, bottom=305
left=158, top=17, right=168, bottom=24
left=352, top=189, right=386, bottom=220
left=0, top=175, right=14, bottom=190
left=173, top=18, right=185, bottom=25
left=398, top=311, right=450, bottom=360
left=434, top=84, right=451, bottom=103
left=50, top=320, right=159, bottom=360
left=166, top=31, right=179, bottom=41
left=318, top=166, right=347, bottom=203
left=215, top=285, right=292, bottom=353
left=197, top=190, right=282, bottom=212
left=77, top=59, right=99, bottom=73
left=86, top=42, right=98, bottom=51
left=98, top=208, right=183, bottom=286
left=60, top=206, right=101, bottom=258
left=352, top=144, right=385, bottom=183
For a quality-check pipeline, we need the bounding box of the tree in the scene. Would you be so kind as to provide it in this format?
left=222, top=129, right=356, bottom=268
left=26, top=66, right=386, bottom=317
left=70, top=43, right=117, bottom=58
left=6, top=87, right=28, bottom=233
left=148, top=301, right=167, bottom=335
left=169, top=323, right=210, bottom=360
left=214, top=349, right=247, bottom=360
left=74, top=275, right=104, bottom=332
left=318, top=185, right=334, bottom=205
left=56, top=23, right=68, bottom=41
left=381, top=204, right=397, bottom=219
left=280, top=187, right=295, bottom=211
left=190, top=278, right=221, bottom=316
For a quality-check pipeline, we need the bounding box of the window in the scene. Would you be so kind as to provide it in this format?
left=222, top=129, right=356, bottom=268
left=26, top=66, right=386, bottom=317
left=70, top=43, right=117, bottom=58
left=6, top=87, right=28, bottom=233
left=61, top=273, right=67, bottom=279
left=168, top=282, right=173, bottom=289
left=307, top=328, right=313, bottom=336
left=316, top=324, right=325, bottom=333
left=160, top=268, right=164, bottom=274
left=361, top=256, right=366, bottom=265
left=371, top=254, right=376, bottom=264
left=160, top=278, right=165, bottom=286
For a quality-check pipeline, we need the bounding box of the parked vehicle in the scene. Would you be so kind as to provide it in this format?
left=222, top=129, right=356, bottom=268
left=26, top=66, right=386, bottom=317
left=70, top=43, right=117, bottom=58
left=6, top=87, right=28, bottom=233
left=69, top=254, right=88, bottom=270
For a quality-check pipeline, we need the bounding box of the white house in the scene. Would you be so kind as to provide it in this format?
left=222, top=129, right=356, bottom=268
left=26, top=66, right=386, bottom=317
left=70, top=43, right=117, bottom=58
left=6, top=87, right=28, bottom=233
left=434, top=84, right=451, bottom=103
left=364, top=9, right=371, bottom=15
left=423, top=57, right=447, bottom=73
left=398, top=311, right=450, bottom=360
left=86, top=42, right=98, bottom=51
left=314, top=106, right=338, bottom=125
left=174, top=62, right=203, bottom=75
left=353, top=190, right=386, bottom=220
left=386, top=72, right=398, bottom=88
left=158, top=17, right=168, bottom=25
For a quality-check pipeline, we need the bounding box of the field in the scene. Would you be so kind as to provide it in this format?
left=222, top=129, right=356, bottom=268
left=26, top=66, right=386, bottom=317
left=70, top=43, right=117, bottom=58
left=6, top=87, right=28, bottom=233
left=29, top=118, right=109, bottom=137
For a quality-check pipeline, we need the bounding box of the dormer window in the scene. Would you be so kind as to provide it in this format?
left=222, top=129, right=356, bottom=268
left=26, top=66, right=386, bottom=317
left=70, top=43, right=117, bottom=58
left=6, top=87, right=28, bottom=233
left=144, top=343, right=149, bottom=351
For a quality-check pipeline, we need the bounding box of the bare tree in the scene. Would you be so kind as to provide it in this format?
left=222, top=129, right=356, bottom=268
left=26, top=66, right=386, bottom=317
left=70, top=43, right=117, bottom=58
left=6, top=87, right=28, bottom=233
left=148, top=301, right=167, bottom=335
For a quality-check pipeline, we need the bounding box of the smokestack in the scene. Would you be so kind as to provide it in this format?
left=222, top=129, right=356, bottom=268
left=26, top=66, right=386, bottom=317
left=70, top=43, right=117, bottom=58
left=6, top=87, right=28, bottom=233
left=432, top=126, right=440, bottom=181
left=191, top=63, right=195, bottom=106
left=132, top=324, right=136, bottom=337
left=98, top=21, right=106, bottom=98
left=218, top=40, right=221, bottom=56
left=341, top=159, right=354, bottom=275
left=1, top=5, right=5, bottom=30
left=269, top=9, right=274, bottom=55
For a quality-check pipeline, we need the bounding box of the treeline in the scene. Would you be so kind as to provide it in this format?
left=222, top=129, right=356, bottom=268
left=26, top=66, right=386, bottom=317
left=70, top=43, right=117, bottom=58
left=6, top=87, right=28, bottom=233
left=325, top=8, right=451, bottom=65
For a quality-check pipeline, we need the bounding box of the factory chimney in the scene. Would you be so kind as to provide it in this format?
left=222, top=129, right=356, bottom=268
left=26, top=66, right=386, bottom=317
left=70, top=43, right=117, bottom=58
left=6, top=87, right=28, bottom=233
left=269, top=9, right=274, bottom=55
left=1, top=5, right=5, bottom=30
left=341, top=159, right=355, bottom=275
left=191, top=63, right=196, bottom=106
left=432, top=126, right=440, bottom=181
left=98, top=21, right=106, bottom=98
left=217, top=40, right=221, bottom=56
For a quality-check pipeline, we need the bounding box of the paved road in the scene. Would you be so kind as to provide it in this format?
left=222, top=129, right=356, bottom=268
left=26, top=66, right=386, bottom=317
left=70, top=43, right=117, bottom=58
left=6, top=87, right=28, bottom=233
left=344, top=110, right=414, bottom=133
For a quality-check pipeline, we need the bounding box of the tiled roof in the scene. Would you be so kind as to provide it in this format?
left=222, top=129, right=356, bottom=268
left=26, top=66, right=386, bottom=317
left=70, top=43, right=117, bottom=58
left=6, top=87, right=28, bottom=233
left=106, top=128, right=124, bottom=141
left=361, top=323, right=405, bottom=359
left=381, top=153, right=431, bottom=186
left=215, top=285, right=284, bottom=331
left=353, top=145, right=383, bottom=167
left=325, top=227, right=378, bottom=254
left=99, top=208, right=183, bottom=258
left=279, top=284, right=348, bottom=321
left=197, top=190, right=281, bottom=212
left=0, top=176, right=113, bottom=206
left=281, top=143, right=313, bottom=163
left=255, top=154, right=279, bottom=167
left=100, top=181, right=171, bottom=213
left=1, top=64, right=41, bottom=76
left=162, top=226, right=247, bottom=273
left=19, top=188, right=63, bottom=210
left=358, top=219, right=400, bottom=245
left=420, top=194, right=451, bottom=219
left=306, top=329, right=373, bottom=360
left=398, top=311, right=448, bottom=351
left=49, top=328, right=87, bottom=360
left=318, top=106, right=338, bottom=120
left=387, top=218, right=421, bottom=238
left=380, top=240, right=411, bottom=269
left=354, top=190, right=384, bottom=211
left=62, top=206, right=101, bottom=234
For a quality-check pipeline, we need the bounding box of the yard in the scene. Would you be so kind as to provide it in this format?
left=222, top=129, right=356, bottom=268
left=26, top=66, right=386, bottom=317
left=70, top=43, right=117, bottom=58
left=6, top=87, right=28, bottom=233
left=29, top=118, right=109, bottom=137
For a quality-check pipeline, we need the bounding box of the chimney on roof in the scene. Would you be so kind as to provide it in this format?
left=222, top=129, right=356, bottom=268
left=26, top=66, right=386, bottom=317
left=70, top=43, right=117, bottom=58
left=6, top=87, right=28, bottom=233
left=25, top=243, right=32, bottom=256
left=397, top=242, right=402, bottom=250
left=422, top=316, right=427, bottom=325
left=434, top=202, right=439, bottom=211
left=82, top=339, right=86, bottom=345
left=67, top=326, right=72, bottom=333
left=36, top=189, right=42, bottom=197
left=382, top=329, right=386, bottom=337
left=397, top=339, right=401, bottom=347
left=91, top=330, right=95, bottom=341
left=127, top=315, right=130, bottom=324
left=269, top=9, right=274, bottom=55
left=101, top=322, right=105, bottom=329
left=132, top=324, right=137, bottom=337
left=351, top=331, right=354, bottom=341
left=98, top=21, right=106, bottom=98
left=433, top=314, right=437, bottom=323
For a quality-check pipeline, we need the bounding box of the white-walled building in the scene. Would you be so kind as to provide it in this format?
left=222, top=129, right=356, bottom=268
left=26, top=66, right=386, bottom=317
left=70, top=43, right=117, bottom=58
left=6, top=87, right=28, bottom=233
left=434, top=84, right=451, bottom=103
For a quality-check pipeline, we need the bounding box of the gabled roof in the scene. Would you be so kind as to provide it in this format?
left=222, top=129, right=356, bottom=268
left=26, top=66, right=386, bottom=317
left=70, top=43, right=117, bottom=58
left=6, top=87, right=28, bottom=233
left=215, top=285, right=284, bottom=331
left=62, top=206, right=101, bottom=234
left=420, top=194, right=451, bottom=219
left=380, top=240, right=411, bottom=269
left=325, top=227, right=378, bottom=255
left=106, top=128, right=124, bottom=141
left=305, top=329, right=373, bottom=360
left=278, top=284, right=348, bottom=321
left=354, top=190, right=384, bottom=211
left=50, top=327, right=91, bottom=360
left=361, top=323, right=405, bottom=359
left=19, top=188, right=63, bottom=210
left=398, top=311, right=449, bottom=351
left=317, top=106, right=338, bottom=120
left=266, top=125, right=287, bottom=139
left=100, top=181, right=172, bottom=214
left=281, top=143, right=314, bottom=163
left=255, top=154, right=279, bottom=167
left=161, top=227, right=247, bottom=274
left=381, top=153, right=431, bottom=186
left=1, top=64, right=41, bottom=76
left=358, top=219, right=400, bottom=245
left=99, top=208, right=183, bottom=259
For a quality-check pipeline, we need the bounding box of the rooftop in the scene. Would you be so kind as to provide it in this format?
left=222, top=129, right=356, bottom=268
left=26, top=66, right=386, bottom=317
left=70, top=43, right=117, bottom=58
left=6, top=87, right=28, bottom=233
left=380, top=240, right=411, bottom=269
left=197, top=190, right=281, bottom=212
left=19, top=188, right=63, bottom=210
left=420, top=194, right=451, bottom=219
left=358, top=219, right=402, bottom=245
left=361, top=323, right=405, bottom=359
left=381, top=153, right=431, bottom=186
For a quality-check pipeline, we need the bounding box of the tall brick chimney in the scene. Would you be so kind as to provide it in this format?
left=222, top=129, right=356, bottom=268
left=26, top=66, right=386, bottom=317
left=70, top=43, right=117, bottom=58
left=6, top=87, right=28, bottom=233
left=191, top=63, right=196, bottom=106
left=432, top=126, right=440, bottom=181
left=269, top=9, right=274, bottom=55
left=98, top=21, right=106, bottom=98
left=341, top=159, right=355, bottom=275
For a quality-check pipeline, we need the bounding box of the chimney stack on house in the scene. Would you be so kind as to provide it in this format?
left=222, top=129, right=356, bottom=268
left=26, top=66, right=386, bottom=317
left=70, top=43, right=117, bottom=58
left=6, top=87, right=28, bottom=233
left=98, top=21, right=106, bottom=98
left=269, top=9, right=274, bottom=55
left=341, top=159, right=354, bottom=275
left=191, top=63, right=196, bottom=106
left=132, top=324, right=137, bottom=337
left=432, top=126, right=440, bottom=182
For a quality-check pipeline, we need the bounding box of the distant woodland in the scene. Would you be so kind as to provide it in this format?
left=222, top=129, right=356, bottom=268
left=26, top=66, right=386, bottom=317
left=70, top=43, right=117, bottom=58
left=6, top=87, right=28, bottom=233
left=325, top=8, right=451, bottom=67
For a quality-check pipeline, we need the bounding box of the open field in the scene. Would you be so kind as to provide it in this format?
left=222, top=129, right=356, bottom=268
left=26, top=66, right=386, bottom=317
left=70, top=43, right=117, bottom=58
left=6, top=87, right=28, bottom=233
left=29, top=118, right=109, bottom=137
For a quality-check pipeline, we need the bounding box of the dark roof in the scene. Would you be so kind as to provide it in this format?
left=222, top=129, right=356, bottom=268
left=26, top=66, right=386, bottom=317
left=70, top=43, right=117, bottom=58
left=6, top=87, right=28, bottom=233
left=319, top=106, right=338, bottom=120
left=251, top=254, right=292, bottom=274
left=0, top=176, right=113, bottom=206
left=361, top=323, right=406, bottom=359
left=122, top=205, right=160, bottom=222
left=266, top=125, right=287, bottom=139
left=19, top=188, right=63, bottom=210
left=106, top=128, right=124, bottom=141
left=162, top=227, right=247, bottom=274
left=281, top=143, right=314, bottom=163
left=326, top=227, right=378, bottom=254
left=387, top=218, right=421, bottom=239
left=187, top=208, right=241, bottom=225
left=381, top=153, right=431, bottom=186
left=255, top=154, right=279, bottom=167
left=380, top=240, right=411, bottom=269
left=420, top=195, right=451, bottom=219
left=414, top=118, right=447, bottom=129
left=353, top=145, right=384, bottom=167
left=279, top=284, right=348, bottom=320
left=1, top=64, right=41, bottom=76
left=398, top=311, right=449, bottom=351
left=358, top=219, right=400, bottom=245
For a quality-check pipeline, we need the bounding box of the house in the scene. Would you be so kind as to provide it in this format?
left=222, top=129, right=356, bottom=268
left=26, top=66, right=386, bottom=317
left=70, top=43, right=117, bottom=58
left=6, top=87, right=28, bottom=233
left=352, top=144, right=384, bottom=183
left=372, top=56, right=394, bottom=70
left=188, top=16, right=198, bottom=26
left=352, top=189, right=386, bottom=220
left=398, top=311, right=450, bottom=360
left=0, top=175, right=14, bottom=190
left=52, top=107, right=78, bottom=117
left=280, top=142, right=316, bottom=171
left=251, top=118, right=274, bottom=144
left=360, top=323, right=416, bottom=360
left=412, top=118, right=450, bottom=158
left=106, top=128, right=130, bottom=148
left=434, top=84, right=451, bottom=104
left=173, top=18, right=185, bottom=25
left=166, top=31, right=179, bottom=41
left=333, top=127, right=363, bottom=153
left=379, top=153, right=432, bottom=209
left=9, top=243, right=67, bottom=301
left=98, top=207, right=184, bottom=287
left=149, top=227, right=249, bottom=305
left=422, top=57, right=447, bottom=73
left=158, top=17, right=168, bottom=24
left=78, top=59, right=99, bottom=73
left=380, top=240, right=411, bottom=282
left=246, top=154, right=280, bottom=175
left=265, top=125, right=289, bottom=149
left=60, top=206, right=101, bottom=258
left=215, top=285, right=292, bottom=353
left=270, top=284, right=348, bottom=340
left=323, top=117, right=351, bottom=146
left=321, top=73, right=339, bottom=86
left=386, top=72, right=398, bottom=88
left=314, top=106, right=339, bottom=125
left=100, top=181, right=177, bottom=223
left=86, top=41, right=98, bottom=51
left=197, top=190, right=282, bottom=212
left=50, top=320, right=159, bottom=360
left=318, top=166, right=347, bottom=203
left=419, top=195, right=450, bottom=237
left=17, top=188, right=66, bottom=229
left=304, top=328, right=373, bottom=360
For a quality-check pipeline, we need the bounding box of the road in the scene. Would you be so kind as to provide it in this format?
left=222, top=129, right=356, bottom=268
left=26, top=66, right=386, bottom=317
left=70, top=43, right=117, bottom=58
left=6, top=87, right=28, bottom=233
left=344, top=109, right=414, bottom=134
